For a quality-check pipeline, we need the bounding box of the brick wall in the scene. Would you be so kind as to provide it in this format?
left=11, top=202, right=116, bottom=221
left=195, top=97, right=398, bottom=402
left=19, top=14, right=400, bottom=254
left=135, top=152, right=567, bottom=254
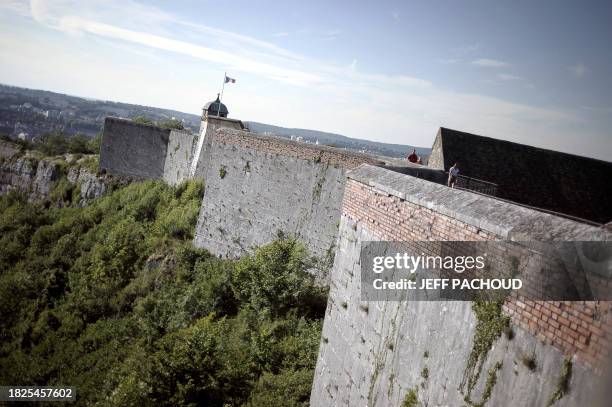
left=342, top=175, right=611, bottom=373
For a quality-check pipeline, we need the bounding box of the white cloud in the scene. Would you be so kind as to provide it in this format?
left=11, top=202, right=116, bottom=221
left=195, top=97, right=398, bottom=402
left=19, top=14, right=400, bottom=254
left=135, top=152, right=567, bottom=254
left=569, top=63, right=588, bottom=78
left=0, top=0, right=605, bottom=159
left=471, top=58, right=509, bottom=67
left=496, top=73, right=523, bottom=81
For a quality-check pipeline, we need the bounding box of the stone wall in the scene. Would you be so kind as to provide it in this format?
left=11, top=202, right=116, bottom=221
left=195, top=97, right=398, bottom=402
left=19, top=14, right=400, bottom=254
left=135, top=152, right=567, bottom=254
left=192, top=128, right=384, bottom=275
left=190, top=116, right=244, bottom=178
left=163, top=129, right=196, bottom=185
left=311, top=164, right=611, bottom=406
left=428, top=127, right=612, bottom=224
left=99, top=117, right=170, bottom=179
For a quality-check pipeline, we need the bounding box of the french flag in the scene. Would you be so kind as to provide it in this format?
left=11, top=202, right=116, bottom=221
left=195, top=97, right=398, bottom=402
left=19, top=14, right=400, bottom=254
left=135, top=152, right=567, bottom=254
left=225, top=75, right=236, bottom=83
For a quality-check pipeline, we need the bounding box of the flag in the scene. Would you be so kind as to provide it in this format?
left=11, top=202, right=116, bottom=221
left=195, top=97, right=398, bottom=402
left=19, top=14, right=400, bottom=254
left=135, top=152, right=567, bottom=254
left=225, top=75, right=236, bottom=83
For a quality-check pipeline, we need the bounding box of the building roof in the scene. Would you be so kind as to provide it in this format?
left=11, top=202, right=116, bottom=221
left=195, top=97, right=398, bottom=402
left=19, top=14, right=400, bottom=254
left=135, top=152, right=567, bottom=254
left=428, top=127, right=612, bottom=224
left=204, top=94, right=228, bottom=116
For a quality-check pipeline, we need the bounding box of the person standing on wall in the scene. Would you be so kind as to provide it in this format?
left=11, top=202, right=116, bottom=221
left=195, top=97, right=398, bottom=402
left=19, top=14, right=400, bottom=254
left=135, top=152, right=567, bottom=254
left=448, top=162, right=459, bottom=188
left=407, top=148, right=419, bottom=163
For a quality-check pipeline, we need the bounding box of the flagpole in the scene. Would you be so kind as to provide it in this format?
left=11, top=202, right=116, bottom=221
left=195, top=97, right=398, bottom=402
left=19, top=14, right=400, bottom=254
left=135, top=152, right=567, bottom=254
left=217, top=71, right=226, bottom=117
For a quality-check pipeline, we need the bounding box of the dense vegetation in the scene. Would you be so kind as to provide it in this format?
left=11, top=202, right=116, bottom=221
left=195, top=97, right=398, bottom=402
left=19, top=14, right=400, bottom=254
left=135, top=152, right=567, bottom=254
left=132, top=115, right=185, bottom=130
left=0, top=179, right=326, bottom=406
left=1, top=131, right=101, bottom=156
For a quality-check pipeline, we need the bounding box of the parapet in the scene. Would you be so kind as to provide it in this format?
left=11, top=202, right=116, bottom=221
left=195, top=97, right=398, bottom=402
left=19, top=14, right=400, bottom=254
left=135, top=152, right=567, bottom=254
left=204, top=115, right=246, bottom=130
left=347, top=164, right=612, bottom=241
left=211, top=128, right=386, bottom=169
left=429, top=127, right=612, bottom=223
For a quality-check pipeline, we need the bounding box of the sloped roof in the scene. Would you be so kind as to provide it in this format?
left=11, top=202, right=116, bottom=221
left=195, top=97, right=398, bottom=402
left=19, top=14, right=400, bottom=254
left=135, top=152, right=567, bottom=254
left=428, top=127, right=612, bottom=224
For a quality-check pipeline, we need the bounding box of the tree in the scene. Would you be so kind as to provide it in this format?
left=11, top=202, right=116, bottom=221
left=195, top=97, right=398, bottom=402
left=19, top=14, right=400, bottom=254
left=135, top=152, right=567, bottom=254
left=68, top=133, right=90, bottom=154
left=231, top=238, right=326, bottom=318
left=158, top=119, right=184, bottom=130
left=36, top=131, right=69, bottom=155
left=87, top=133, right=102, bottom=154
left=132, top=115, right=154, bottom=125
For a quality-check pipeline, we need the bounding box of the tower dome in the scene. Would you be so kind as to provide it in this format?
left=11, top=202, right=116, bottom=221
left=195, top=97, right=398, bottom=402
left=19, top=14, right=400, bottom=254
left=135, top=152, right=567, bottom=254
left=203, top=94, right=229, bottom=118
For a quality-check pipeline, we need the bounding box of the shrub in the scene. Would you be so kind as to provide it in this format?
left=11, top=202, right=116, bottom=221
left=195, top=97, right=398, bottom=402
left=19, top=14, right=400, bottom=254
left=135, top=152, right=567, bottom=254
left=231, top=238, right=326, bottom=318
left=0, top=179, right=325, bottom=406
left=247, top=369, right=313, bottom=407
left=68, top=133, right=90, bottom=154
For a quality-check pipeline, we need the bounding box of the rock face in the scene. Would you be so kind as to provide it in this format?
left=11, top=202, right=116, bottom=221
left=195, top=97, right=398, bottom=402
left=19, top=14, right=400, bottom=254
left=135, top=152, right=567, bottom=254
left=0, top=149, right=108, bottom=205
left=67, top=165, right=108, bottom=205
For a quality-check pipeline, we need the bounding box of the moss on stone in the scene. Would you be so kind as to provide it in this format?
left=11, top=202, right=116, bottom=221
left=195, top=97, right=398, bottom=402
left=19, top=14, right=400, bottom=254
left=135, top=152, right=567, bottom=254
left=461, top=301, right=510, bottom=403
left=401, top=387, right=418, bottom=407
left=421, top=366, right=429, bottom=381
left=547, top=359, right=572, bottom=406
left=465, top=361, right=503, bottom=407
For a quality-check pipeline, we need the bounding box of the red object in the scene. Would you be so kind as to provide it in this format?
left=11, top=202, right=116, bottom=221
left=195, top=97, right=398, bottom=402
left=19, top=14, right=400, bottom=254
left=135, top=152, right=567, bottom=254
left=407, top=152, right=418, bottom=163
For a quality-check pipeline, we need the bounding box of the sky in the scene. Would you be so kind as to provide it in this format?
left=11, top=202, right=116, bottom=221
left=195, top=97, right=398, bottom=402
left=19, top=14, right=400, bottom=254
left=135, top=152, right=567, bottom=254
left=0, top=0, right=611, bottom=159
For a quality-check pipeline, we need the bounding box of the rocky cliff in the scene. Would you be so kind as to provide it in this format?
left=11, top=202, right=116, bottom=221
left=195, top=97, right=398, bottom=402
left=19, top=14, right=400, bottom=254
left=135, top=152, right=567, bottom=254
left=0, top=139, right=115, bottom=206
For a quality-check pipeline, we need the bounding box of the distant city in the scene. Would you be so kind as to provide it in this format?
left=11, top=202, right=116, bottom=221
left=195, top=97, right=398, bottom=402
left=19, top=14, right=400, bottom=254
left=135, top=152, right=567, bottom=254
left=0, top=84, right=429, bottom=160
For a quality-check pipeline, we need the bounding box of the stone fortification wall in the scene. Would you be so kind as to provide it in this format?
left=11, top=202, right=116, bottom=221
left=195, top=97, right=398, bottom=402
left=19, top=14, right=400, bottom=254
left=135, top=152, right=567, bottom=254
left=311, top=164, right=611, bottom=406
left=192, top=128, right=384, bottom=274
left=428, top=127, right=612, bottom=224
left=99, top=117, right=170, bottom=179
left=190, top=116, right=244, bottom=177
left=162, top=129, right=196, bottom=185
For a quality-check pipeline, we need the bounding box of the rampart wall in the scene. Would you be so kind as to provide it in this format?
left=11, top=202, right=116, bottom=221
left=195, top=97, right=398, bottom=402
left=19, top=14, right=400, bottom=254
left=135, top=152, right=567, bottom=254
left=190, top=116, right=244, bottom=177
left=311, top=164, right=611, bottom=406
left=192, top=128, right=384, bottom=275
left=428, top=127, right=612, bottom=223
left=163, top=129, right=197, bottom=185
left=99, top=117, right=170, bottom=179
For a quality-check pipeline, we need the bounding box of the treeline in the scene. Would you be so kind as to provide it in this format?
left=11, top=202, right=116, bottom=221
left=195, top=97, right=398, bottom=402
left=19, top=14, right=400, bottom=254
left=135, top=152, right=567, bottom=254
left=132, top=116, right=185, bottom=131
left=0, top=132, right=101, bottom=156
left=0, top=179, right=326, bottom=406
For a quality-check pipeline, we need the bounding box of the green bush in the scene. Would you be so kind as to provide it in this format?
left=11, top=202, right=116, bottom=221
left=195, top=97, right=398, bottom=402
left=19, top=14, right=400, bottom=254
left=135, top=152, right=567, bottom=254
left=31, top=131, right=100, bottom=156
left=232, top=238, right=327, bottom=318
left=0, top=178, right=324, bottom=406
left=36, top=131, right=69, bottom=155
left=247, top=369, right=313, bottom=407
left=68, top=133, right=90, bottom=154
left=87, top=133, right=102, bottom=154
left=158, top=119, right=184, bottom=130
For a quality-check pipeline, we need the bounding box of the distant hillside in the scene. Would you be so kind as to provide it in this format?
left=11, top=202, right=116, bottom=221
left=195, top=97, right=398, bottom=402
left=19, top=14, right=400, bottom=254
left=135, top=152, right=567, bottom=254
left=0, top=84, right=202, bottom=137
left=0, top=84, right=428, bottom=159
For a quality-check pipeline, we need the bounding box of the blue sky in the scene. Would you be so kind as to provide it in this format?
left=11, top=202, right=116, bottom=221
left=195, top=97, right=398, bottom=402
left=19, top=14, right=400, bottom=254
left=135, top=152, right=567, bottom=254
left=0, top=0, right=610, bottom=159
